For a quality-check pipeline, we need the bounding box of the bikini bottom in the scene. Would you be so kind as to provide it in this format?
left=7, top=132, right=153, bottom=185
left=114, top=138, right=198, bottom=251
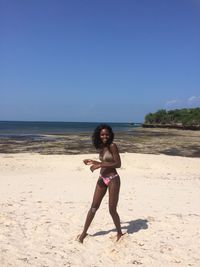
left=98, top=173, right=119, bottom=186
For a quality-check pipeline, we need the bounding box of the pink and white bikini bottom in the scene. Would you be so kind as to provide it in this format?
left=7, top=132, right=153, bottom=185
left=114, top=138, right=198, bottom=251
left=98, top=173, right=119, bottom=186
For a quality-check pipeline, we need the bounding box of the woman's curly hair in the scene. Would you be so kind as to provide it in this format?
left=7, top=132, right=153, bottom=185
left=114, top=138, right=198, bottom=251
left=92, top=124, right=114, bottom=149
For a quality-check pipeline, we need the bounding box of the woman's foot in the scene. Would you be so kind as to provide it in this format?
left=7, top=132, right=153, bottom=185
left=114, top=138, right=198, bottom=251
left=116, top=232, right=125, bottom=242
left=77, top=232, right=88, bottom=243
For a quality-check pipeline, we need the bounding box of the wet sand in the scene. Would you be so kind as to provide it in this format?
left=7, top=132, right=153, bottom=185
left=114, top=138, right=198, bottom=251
left=0, top=127, right=200, bottom=157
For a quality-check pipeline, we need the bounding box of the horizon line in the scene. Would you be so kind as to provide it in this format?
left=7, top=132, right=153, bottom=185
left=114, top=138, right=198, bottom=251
left=0, top=120, right=143, bottom=124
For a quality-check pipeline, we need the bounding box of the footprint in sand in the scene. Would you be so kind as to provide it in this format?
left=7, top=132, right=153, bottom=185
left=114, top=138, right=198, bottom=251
left=132, top=260, right=142, bottom=265
left=76, top=167, right=83, bottom=171
left=109, top=232, right=129, bottom=243
left=147, top=216, right=155, bottom=222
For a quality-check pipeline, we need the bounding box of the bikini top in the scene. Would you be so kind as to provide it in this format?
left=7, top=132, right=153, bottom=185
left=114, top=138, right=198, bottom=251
left=99, top=149, right=114, bottom=162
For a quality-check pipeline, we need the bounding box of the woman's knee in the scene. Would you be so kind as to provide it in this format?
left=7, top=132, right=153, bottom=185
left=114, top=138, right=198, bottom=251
left=90, top=204, right=100, bottom=213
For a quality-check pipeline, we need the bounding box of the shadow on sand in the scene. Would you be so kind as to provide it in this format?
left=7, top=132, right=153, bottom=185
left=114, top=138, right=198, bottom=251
left=92, top=219, right=149, bottom=237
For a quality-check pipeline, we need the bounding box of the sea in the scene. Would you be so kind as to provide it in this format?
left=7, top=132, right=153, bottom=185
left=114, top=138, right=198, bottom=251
left=0, top=121, right=142, bottom=136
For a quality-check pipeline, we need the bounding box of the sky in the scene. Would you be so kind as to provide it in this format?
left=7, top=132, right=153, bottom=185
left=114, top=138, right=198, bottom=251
left=0, top=0, right=200, bottom=123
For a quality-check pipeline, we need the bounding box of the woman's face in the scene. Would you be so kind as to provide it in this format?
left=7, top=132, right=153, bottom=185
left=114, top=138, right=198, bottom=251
left=100, top=128, right=110, bottom=145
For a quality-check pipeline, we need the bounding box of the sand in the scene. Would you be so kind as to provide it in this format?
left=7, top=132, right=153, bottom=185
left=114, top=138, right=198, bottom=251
left=0, top=153, right=200, bottom=267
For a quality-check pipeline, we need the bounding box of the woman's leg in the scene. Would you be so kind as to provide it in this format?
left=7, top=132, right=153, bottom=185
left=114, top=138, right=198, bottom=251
left=78, top=181, right=107, bottom=243
left=108, top=176, right=123, bottom=241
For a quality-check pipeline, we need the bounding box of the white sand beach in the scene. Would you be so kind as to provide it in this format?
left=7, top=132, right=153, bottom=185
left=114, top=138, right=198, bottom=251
left=0, top=153, right=200, bottom=267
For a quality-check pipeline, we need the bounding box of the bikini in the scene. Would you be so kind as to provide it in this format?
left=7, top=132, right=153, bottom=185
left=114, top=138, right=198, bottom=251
left=98, top=149, right=119, bottom=186
left=99, top=173, right=119, bottom=186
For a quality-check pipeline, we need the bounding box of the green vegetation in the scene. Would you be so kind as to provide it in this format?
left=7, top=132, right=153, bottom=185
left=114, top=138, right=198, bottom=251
left=144, top=108, right=200, bottom=127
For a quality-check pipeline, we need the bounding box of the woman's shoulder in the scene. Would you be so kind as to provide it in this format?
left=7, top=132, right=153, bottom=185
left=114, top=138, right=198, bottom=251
left=109, top=142, right=119, bottom=150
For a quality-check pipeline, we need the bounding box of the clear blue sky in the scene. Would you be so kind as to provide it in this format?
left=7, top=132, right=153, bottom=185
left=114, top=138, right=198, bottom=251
left=1, top=0, right=200, bottom=122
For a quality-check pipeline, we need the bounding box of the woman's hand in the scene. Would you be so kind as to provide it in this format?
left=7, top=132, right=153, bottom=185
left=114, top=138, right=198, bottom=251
left=83, top=159, right=101, bottom=171
left=90, top=164, right=101, bottom=172
left=83, top=159, right=94, bottom=165
left=83, top=159, right=100, bottom=165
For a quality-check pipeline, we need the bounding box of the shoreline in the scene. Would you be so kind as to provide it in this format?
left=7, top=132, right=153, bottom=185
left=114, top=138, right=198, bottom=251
left=142, top=123, right=200, bottom=130
left=0, top=127, right=200, bottom=157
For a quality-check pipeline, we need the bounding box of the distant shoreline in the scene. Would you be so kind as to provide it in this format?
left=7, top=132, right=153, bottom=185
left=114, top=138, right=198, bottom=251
left=142, top=123, right=200, bottom=131
left=144, top=108, right=200, bottom=130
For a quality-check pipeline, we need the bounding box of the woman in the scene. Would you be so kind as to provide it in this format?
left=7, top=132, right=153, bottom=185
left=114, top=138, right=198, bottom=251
left=78, top=124, right=123, bottom=243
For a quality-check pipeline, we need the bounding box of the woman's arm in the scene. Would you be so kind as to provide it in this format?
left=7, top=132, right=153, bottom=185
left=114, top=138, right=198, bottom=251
left=90, top=143, right=121, bottom=172
left=83, top=159, right=101, bottom=165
